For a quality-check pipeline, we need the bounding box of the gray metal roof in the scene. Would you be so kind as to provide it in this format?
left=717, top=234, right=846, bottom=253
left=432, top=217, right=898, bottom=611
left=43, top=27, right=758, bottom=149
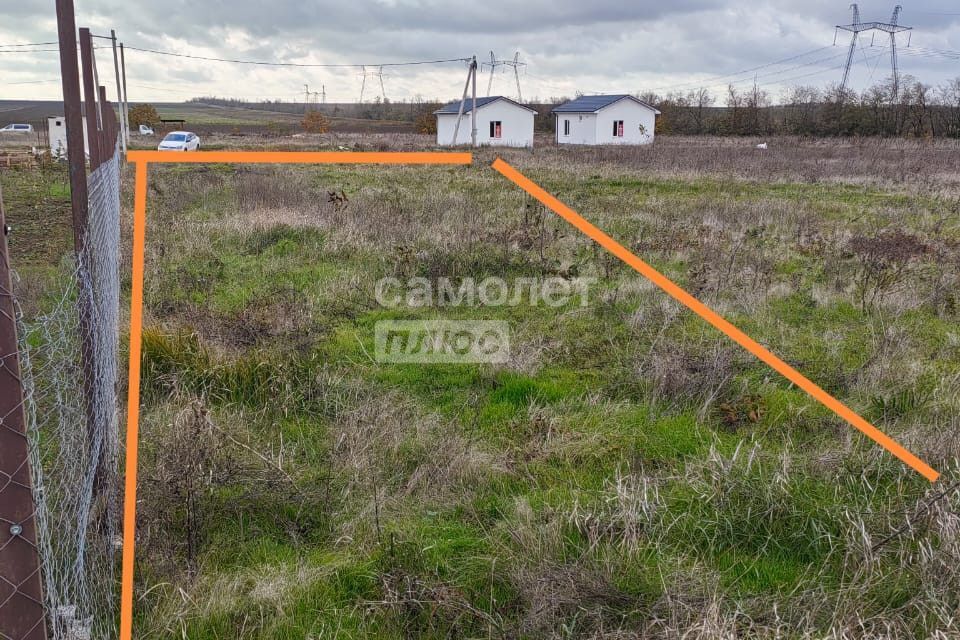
left=434, top=96, right=536, bottom=114
left=552, top=94, right=660, bottom=114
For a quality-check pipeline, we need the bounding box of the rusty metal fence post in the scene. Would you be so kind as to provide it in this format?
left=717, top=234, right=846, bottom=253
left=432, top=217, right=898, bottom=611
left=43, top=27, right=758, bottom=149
left=0, top=185, right=47, bottom=640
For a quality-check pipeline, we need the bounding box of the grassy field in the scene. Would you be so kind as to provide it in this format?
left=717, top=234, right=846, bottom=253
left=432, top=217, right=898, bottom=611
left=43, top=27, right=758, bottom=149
left=4, top=134, right=960, bottom=638
left=0, top=100, right=416, bottom=137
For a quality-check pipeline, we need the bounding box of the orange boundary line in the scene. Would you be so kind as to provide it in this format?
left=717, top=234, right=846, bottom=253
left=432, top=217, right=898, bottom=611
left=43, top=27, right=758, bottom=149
left=119, top=151, right=472, bottom=640
left=491, top=158, right=938, bottom=484
left=120, top=150, right=937, bottom=640
left=126, top=150, right=473, bottom=164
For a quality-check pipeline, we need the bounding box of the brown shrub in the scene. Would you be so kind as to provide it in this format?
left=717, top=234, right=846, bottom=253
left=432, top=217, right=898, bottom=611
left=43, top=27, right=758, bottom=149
left=128, top=103, right=159, bottom=128
left=847, top=230, right=929, bottom=310
left=302, top=110, right=330, bottom=133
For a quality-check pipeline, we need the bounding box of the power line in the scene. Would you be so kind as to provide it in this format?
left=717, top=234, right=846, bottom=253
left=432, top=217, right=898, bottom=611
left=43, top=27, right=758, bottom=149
left=904, top=45, right=960, bottom=59
left=753, top=49, right=891, bottom=89
left=122, top=44, right=471, bottom=68
left=905, top=10, right=960, bottom=16
left=524, top=47, right=885, bottom=101
left=522, top=46, right=844, bottom=98
left=2, top=78, right=61, bottom=85
left=0, top=41, right=58, bottom=48
left=0, top=48, right=60, bottom=53
left=646, top=45, right=834, bottom=93
left=654, top=50, right=851, bottom=94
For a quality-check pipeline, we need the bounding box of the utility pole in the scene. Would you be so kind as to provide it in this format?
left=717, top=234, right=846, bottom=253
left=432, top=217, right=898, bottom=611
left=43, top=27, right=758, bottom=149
left=0, top=184, right=48, bottom=640
left=471, top=56, right=477, bottom=147
left=835, top=4, right=911, bottom=98
left=119, top=42, right=130, bottom=142
left=358, top=68, right=366, bottom=103
left=451, top=58, right=475, bottom=146
left=110, top=30, right=127, bottom=154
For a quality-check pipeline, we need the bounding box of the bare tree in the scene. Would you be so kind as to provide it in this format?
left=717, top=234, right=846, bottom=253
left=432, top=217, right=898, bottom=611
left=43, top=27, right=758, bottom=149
left=688, top=87, right=714, bottom=134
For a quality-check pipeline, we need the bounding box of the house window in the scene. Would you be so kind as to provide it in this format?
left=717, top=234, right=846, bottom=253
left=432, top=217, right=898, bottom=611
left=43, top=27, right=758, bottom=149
left=489, top=121, right=502, bottom=138
left=613, top=120, right=624, bottom=137
left=563, top=119, right=570, bottom=136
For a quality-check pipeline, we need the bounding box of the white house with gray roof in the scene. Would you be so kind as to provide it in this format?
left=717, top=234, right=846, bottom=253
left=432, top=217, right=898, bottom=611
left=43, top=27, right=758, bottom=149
left=435, top=96, right=536, bottom=147
left=552, top=95, right=660, bottom=145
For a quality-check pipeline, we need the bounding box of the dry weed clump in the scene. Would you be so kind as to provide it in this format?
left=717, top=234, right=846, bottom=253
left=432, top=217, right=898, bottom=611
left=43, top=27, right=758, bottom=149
left=331, top=391, right=503, bottom=538
left=568, top=471, right=662, bottom=555
left=514, top=562, right=641, bottom=638
left=233, top=166, right=318, bottom=211
left=367, top=569, right=505, bottom=639
left=138, top=560, right=333, bottom=639
left=638, top=334, right=744, bottom=415
left=138, top=399, right=320, bottom=576
left=846, top=230, right=930, bottom=311
left=495, top=498, right=646, bottom=639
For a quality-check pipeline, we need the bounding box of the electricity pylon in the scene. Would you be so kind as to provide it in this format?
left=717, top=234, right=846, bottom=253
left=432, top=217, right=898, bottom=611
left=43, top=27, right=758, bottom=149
left=835, top=4, right=912, bottom=99
left=482, top=51, right=503, bottom=96
left=359, top=66, right=387, bottom=103
left=481, top=51, right=526, bottom=101
left=302, top=84, right=325, bottom=110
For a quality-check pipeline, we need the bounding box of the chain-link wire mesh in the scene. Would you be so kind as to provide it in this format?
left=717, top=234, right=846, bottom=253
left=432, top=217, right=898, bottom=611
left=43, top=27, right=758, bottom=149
left=0, top=243, right=46, bottom=640
left=13, top=141, right=122, bottom=640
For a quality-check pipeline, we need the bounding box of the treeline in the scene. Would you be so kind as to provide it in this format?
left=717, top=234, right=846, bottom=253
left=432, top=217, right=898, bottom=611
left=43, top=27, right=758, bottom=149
left=645, top=75, right=960, bottom=138
left=188, top=74, right=960, bottom=138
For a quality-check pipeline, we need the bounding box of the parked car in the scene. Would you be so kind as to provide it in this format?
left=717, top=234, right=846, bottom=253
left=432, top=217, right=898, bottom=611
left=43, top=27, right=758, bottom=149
left=139, top=124, right=155, bottom=135
left=157, top=131, right=200, bottom=151
left=0, top=123, right=33, bottom=133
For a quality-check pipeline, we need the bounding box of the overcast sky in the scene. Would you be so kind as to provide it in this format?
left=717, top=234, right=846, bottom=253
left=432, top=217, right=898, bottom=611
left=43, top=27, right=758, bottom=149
left=2, top=1, right=959, bottom=104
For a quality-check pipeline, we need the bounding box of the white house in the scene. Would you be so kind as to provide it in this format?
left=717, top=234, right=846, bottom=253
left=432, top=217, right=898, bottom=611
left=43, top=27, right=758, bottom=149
left=552, top=95, right=660, bottom=145
left=435, top=96, right=536, bottom=147
left=47, top=115, right=89, bottom=158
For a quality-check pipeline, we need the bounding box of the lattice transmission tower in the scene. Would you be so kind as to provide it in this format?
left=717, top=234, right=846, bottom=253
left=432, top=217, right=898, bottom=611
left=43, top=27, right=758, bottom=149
left=359, top=66, right=387, bottom=103
left=835, top=4, right=912, bottom=98
left=482, top=51, right=526, bottom=101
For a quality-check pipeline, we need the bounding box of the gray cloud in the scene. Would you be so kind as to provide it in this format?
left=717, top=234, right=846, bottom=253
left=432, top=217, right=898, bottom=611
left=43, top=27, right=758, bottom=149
left=1, top=1, right=958, bottom=103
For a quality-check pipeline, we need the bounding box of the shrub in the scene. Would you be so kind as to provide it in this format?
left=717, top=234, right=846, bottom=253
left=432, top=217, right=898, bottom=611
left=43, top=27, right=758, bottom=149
left=128, top=103, right=159, bottom=128
left=302, top=110, right=330, bottom=133
left=414, top=112, right=437, bottom=135
left=847, top=231, right=929, bottom=311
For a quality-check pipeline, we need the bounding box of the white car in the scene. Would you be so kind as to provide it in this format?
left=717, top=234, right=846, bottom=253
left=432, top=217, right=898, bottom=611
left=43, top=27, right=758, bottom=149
left=1, top=124, right=33, bottom=133
left=139, top=124, right=155, bottom=135
left=157, top=131, right=200, bottom=151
